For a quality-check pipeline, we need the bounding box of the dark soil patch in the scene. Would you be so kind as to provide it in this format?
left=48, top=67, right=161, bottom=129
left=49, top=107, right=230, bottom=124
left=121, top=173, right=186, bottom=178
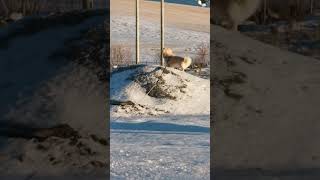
left=134, top=68, right=187, bottom=100
left=0, top=122, right=80, bottom=141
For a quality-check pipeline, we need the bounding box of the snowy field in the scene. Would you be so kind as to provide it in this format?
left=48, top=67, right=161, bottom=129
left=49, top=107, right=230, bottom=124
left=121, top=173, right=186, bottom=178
left=111, top=16, right=209, bottom=64
left=110, top=13, right=210, bottom=179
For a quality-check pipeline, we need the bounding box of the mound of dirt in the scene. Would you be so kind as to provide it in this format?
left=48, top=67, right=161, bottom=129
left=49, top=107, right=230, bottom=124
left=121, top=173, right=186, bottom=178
left=111, top=65, right=209, bottom=116
left=133, top=67, right=188, bottom=100
left=114, top=103, right=169, bottom=117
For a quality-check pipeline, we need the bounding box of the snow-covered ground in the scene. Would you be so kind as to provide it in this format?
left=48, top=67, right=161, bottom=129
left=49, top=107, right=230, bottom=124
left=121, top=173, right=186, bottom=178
left=111, top=16, right=209, bottom=64
left=0, top=12, right=108, bottom=178
left=110, top=66, right=210, bottom=179
left=110, top=12, right=210, bottom=178
left=212, top=24, right=320, bottom=178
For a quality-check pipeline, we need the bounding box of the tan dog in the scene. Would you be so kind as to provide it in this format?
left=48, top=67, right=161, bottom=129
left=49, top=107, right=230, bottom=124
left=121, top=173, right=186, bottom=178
left=162, top=48, right=192, bottom=71
left=213, top=0, right=262, bottom=30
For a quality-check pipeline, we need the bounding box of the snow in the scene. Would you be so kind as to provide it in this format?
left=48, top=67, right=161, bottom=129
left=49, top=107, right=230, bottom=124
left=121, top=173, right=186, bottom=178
left=111, top=16, right=209, bottom=64
left=0, top=14, right=106, bottom=118
left=0, top=13, right=108, bottom=178
left=110, top=3, right=210, bottom=177
left=111, top=132, right=209, bottom=179
left=110, top=65, right=210, bottom=179
left=212, top=24, right=320, bottom=172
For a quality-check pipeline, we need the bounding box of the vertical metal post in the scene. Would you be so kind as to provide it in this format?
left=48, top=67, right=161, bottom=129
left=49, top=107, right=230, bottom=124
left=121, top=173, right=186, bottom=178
left=136, top=0, right=140, bottom=64
left=310, top=0, right=314, bottom=14
left=160, top=0, right=164, bottom=66
left=263, top=0, right=267, bottom=24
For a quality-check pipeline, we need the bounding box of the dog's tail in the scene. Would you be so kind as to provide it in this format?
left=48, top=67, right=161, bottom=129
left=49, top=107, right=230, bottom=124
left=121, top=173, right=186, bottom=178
left=183, top=56, right=192, bottom=70
left=184, top=56, right=192, bottom=64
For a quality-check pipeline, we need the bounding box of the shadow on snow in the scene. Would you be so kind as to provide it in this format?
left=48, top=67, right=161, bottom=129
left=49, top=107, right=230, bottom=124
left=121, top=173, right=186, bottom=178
left=111, top=121, right=209, bottom=133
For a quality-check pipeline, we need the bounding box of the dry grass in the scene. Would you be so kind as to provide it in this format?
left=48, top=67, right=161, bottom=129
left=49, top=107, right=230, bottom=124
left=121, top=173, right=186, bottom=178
left=111, top=45, right=133, bottom=68
left=193, top=43, right=209, bottom=71
left=153, top=49, right=162, bottom=65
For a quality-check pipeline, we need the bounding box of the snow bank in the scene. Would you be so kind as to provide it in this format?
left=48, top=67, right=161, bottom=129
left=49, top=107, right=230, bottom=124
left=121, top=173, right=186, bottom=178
left=212, top=24, right=320, bottom=170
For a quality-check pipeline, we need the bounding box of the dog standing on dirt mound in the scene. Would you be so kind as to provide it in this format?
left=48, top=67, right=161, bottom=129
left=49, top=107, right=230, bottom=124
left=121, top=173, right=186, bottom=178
left=213, top=0, right=262, bottom=30
left=162, top=48, right=192, bottom=71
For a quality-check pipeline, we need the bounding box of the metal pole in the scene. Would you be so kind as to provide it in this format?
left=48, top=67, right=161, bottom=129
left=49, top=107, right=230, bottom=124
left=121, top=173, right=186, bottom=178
left=310, top=0, right=314, bottom=14
left=263, top=0, right=267, bottom=24
left=136, top=0, right=140, bottom=64
left=160, top=0, right=164, bottom=66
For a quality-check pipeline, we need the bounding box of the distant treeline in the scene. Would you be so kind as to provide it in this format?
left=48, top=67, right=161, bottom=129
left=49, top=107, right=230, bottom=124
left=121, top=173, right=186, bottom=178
left=0, top=0, right=108, bottom=16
